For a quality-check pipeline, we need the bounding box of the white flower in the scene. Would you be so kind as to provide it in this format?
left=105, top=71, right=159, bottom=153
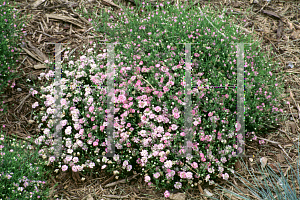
left=164, top=160, right=173, bottom=169
left=145, top=175, right=151, bottom=183
left=205, top=174, right=210, bottom=182
left=73, top=157, right=79, bottom=163
left=89, top=162, right=95, bottom=168
left=102, top=157, right=108, bottom=163
left=67, top=148, right=73, bottom=154
left=140, top=150, right=148, bottom=157
left=126, top=165, right=132, bottom=171
left=76, top=140, right=83, bottom=147
left=222, top=173, right=229, bottom=180
left=186, top=172, right=193, bottom=179
left=123, top=160, right=129, bottom=167
left=65, top=126, right=72, bottom=135
left=32, top=102, right=39, bottom=108
left=65, top=155, right=73, bottom=162
left=113, top=154, right=119, bottom=162
left=208, top=167, right=215, bottom=173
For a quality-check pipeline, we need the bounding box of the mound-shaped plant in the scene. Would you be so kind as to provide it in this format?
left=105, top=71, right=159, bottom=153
left=31, top=0, right=286, bottom=196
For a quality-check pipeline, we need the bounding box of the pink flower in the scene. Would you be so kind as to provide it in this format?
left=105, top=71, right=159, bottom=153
left=236, top=121, right=241, bottom=132
left=179, top=172, right=186, bottom=179
left=62, top=165, right=68, bottom=172
left=171, top=124, right=178, bottom=131
left=163, top=86, right=169, bottom=92
left=164, top=190, right=170, bottom=198
left=174, top=182, right=182, bottom=189
left=145, top=175, right=151, bottom=182
left=269, top=71, right=272, bottom=76
left=154, top=172, right=160, bottom=179
left=160, top=156, right=166, bottom=163
left=191, top=162, right=198, bottom=169
left=154, top=106, right=162, bottom=112
left=89, top=106, right=94, bottom=112
left=259, top=140, right=265, bottom=145
left=237, top=134, right=243, bottom=140
left=93, top=141, right=98, bottom=146
left=173, top=112, right=180, bottom=119
left=72, top=165, right=78, bottom=172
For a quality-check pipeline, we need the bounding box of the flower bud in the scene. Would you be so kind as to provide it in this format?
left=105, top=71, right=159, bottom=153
left=166, top=150, right=170, bottom=155
left=113, top=170, right=119, bottom=175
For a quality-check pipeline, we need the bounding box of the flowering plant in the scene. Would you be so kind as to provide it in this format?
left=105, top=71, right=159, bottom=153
left=0, top=0, right=25, bottom=95
left=0, top=130, right=51, bottom=199
left=31, top=0, right=286, bottom=196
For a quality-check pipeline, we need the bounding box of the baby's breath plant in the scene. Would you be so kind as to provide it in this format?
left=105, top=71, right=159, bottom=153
left=31, top=0, right=286, bottom=197
left=0, top=0, right=25, bottom=95
left=0, top=129, right=52, bottom=199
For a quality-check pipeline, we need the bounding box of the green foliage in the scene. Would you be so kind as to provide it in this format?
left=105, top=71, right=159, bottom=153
left=0, top=0, right=24, bottom=96
left=0, top=129, right=52, bottom=199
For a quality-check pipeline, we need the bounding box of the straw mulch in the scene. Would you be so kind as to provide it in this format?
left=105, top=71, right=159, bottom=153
left=0, top=0, right=299, bottom=199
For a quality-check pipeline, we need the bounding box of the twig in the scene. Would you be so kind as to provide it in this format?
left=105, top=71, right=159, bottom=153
left=278, top=144, right=293, bottom=162
left=14, top=94, right=31, bottom=113
left=249, top=0, right=271, bottom=19
left=101, top=174, right=115, bottom=186
left=104, top=173, right=140, bottom=188
left=278, top=129, right=297, bottom=147
left=102, top=194, right=130, bottom=199
left=256, top=136, right=280, bottom=145
left=137, top=75, right=155, bottom=91
left=197, top=7, right=228, bottom=39
left=289, top=89, right=300, bottom=130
